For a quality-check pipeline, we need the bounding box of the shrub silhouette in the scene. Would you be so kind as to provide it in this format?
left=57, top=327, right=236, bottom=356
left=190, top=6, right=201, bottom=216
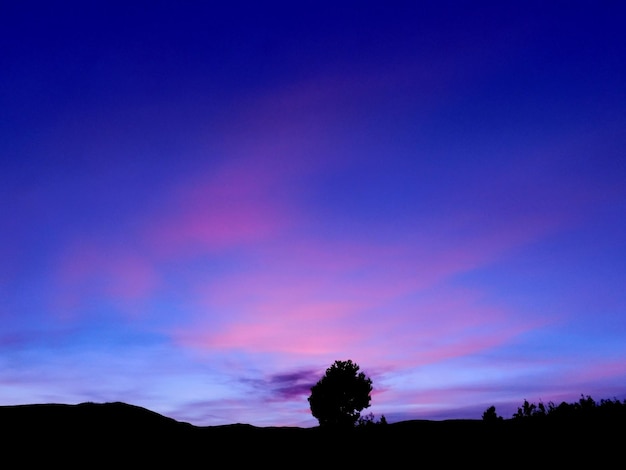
left=512, top=399, right=537, bottom=419
left=308, top=359, right=373, bottom=429
left=356, top=412, right=388, bottom=428
left=505, top=394, right=626, bottom=422
left=482, top=405, right=503, bottom=423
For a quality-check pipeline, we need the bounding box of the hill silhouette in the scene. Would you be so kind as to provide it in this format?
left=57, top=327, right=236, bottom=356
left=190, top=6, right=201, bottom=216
left=1, top=401, right=622, bottom=466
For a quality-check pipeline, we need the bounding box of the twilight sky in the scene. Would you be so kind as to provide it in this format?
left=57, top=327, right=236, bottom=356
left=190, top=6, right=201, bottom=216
left=1, top=1, right=625, bottom=427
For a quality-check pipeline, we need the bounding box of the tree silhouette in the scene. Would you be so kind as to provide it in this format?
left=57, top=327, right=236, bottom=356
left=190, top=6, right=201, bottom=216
left=482, top=405, right=503, bottom=423
left=308, top=359, right=373, bottom=429
left=356, top=411, right=388, bottom=427
left=506, top=394, right=626, bottom=422
left=512, top=399, right=537, bottom=419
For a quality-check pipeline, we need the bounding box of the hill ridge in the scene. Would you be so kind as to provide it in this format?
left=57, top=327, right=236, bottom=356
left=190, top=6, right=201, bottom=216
left=0, top=400, right=622, bottom=466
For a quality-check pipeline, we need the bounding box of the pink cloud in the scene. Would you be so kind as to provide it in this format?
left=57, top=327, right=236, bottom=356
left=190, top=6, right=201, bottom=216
left=48, top=123, right=330, bottom=319
left=146, top=159, right=295, bottom=255
left=46, top=62, right=604, bottom=346
left=50, top=148, right=566, bottom=353
left=175, top=294, right=368, bottom=356
left=172, top=235, right=540, bottom=370
left=52, top=241, right=159, bottom=318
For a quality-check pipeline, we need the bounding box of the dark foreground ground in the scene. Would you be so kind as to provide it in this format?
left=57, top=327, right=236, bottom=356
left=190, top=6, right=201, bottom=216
left=1, top=402, right=622, bottom=466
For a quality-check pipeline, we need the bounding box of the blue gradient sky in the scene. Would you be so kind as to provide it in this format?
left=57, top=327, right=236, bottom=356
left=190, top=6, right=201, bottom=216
left=1, top=1, right=625, bottom=427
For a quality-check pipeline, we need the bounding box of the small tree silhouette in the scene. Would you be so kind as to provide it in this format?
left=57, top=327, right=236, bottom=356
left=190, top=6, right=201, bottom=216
left=482, top=405, right=503, bottom=423
left=356, top=412, right=388, bottom=428
left=308, top=359, right=373, bottom=429
left=512, top=399, right=536, bottom=419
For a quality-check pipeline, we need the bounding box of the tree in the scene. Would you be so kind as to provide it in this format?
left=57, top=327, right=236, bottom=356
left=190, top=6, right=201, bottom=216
left=308, top=359, right=373, bottom=429
left=356, top=412, right=388, bottom=428
left=512, top=399, right=537, bottom=419
left=482, top=405, right=503, bottom=423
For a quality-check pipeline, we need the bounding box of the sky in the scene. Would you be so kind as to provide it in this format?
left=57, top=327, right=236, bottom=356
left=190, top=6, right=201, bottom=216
left=1, top=1, right=626, bottom=428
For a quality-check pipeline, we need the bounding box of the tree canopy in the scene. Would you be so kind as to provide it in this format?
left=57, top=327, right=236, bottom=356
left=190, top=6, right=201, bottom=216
left=308, top=359, right=373, bottom=429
